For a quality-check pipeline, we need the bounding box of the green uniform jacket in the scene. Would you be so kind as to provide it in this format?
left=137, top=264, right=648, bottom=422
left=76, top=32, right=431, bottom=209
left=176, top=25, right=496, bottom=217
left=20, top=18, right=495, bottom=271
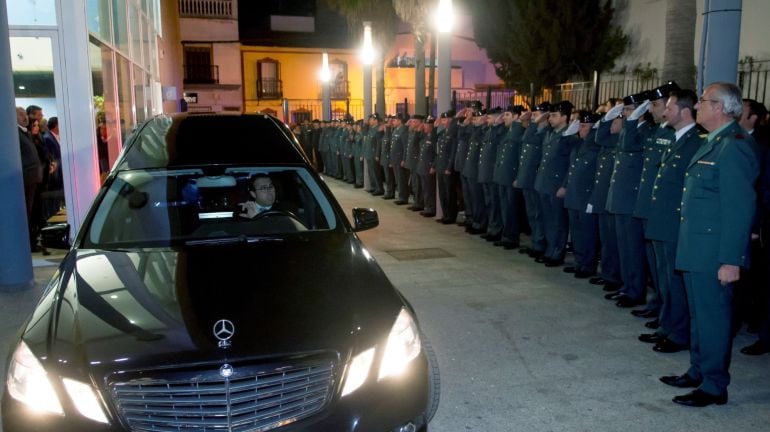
left=645, top=125, right=704, bottom=242
left=564, top=129, right=599, bottom=211
left=478, top=123, right=506, bottom=183
left=633, top=124, right=676, bottom=219
left=493, top=122, right=526, bottom=186
left=587, top=120, right=619, bottom=214
left=605, top=119, right=656, bottom=214
left=515, top=123, right=550, bottom=189
left=675, top=121, right=759, bottom=272
left=534, top=127, right=578, bottom=196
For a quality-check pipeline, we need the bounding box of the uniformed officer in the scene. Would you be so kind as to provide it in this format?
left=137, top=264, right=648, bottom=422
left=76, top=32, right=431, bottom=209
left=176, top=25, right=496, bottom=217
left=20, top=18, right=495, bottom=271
left=406, top=114, right=426, bottom=211
left=587, top=106, right=624, bottom=292
left=534, top=100, right=578, bottom=266
left=479, top=107, right=507, bottom=241
left=436, top=109, right=459, bottom=224
left=454, top=109, right=475, bottom=228
left=342, top=119, right=355, bottom=184
left=417, top=116, right=438, bottom=217
left=462, top=110, right=488, bottom=234
left=318, top=120, right=331, bottom=175
left=310, top=119, right=322, bottom=172
left=564, top=111, right=602, bottom=277
left=380, top=115, right=396, bottom=199
left=661, top=82, right=758, bottom=407
left=515, top=102, right=552, bottom=258
left=352, top=120, right=365, bottom=188
left=642, top=89, right=704, bottom=354
left=629, top=82, right=679, bottom=322
left=390, top=114, right=410, bottom=205
left=363, top=114, right=383, bottom=194
left=605, top=91, right=656, bottom=307
left=493, top=105, right=527, bottom=249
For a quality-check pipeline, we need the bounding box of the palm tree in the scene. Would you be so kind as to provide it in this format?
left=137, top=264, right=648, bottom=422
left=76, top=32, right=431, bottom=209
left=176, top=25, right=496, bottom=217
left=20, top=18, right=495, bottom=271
left=662, top=0, right=696, bottom=89
left=325, top=0, right=399, bottom=116
left=393, top=0, right=431, bottom=115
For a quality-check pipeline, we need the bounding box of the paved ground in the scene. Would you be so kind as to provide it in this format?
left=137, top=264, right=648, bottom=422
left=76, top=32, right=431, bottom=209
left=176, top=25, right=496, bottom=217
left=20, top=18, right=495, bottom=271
left=1, top=178, right=769, bottom=431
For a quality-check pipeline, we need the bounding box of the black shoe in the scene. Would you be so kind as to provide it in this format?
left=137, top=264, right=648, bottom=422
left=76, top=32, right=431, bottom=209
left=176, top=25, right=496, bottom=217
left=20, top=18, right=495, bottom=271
left=631, top=309, right=658, bottom=318
left=616, top=296, right=644, bottom=308
left=394, top=200, right=408, bottom=205
left=672, top=390, right=727, bottom=407
left=535, top=256, right=547, bottom=263
left=467, top=227, right=485, bottom=235
left=485, top=234, right=501, bottom=242
left=602, top=282, right=623, bottom=292
left=740, top=340, right=770, bottom=356
left=382, top=195, right=395, bottom=200
left=407, top=205, right=423, bottom=211
left=420, top=211, right=436, bottom=217
left=589, top=277, right=606, bottom=285
left=660, top=374, right=702, bottom=389
left=563, top=266, right=577, bottom=274
left=604, top=291, right=625, bottom=300
left=645, top=319, right=660, bottom=329
left=519, top=247, right=533, bottom=255
left=638, top=333, right=665, bottom=344
left=441, top=219, right=456, bottom=225
left=653, top=339, right=689, bottom=353
left=503, top=242, right=520, bottom=250
left=574, top=270, right=594, bottom=279
left=354, top=185, right=363, bottom=188
left=372, top=191, right=384, bottom=196
left=528, top=250, right=544, bottom=259
left=544, top=259, right=564, bottom=267
left=493, top=240, right=506, bottom=247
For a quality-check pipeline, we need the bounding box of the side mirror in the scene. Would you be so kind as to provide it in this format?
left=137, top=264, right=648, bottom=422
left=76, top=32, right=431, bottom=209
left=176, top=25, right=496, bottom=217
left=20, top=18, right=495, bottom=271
left=352, top=208, right=379, bottom=232
left=40, top=223, right=71, bottom=250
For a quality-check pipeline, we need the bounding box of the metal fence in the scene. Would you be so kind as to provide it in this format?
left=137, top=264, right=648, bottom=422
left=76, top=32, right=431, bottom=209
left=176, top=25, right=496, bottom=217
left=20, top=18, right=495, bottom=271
left=283, top=99, right=364, bottom=125
left=739, top=60, right=770, bottom=104
left=178, top=0, right=233, bottom=19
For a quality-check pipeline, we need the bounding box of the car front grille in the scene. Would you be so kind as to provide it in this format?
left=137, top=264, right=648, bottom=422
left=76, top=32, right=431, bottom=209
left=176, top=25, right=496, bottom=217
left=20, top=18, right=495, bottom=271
left=108, top=358, right=336, bottom=432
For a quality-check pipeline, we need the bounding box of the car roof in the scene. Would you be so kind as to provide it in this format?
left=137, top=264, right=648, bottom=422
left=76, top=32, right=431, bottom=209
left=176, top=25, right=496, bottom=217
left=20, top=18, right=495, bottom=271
left=115, top=113, right=307, bottom=170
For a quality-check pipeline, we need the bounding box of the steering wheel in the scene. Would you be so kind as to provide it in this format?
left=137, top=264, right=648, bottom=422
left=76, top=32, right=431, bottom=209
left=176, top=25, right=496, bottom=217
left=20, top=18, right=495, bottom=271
left=253, top=209, right=306, bottom=228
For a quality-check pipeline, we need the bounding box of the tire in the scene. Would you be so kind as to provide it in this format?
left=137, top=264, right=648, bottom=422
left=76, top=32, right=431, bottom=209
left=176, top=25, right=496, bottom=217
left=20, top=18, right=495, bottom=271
left=422, top=333, right=441, bottom=424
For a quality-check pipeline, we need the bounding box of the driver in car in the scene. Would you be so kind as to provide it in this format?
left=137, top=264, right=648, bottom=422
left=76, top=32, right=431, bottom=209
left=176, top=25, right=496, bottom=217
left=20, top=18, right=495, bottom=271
left=239, top=174, right=276, bottom=218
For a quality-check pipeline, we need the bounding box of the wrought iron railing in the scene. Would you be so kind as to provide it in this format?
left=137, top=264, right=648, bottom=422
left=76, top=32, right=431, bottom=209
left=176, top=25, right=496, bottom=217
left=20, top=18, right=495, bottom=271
left=183, top=64, right=219, bottom=84
left=178, top=0, right=234, bottom=19
left=739, top=59, right=770, bottom=104
left=257, top=78, right=283, bottom=100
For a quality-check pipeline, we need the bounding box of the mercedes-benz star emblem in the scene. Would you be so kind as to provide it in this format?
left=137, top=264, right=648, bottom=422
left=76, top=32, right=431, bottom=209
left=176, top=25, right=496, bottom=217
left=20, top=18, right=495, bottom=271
left=213, top=319, right=235, bottom=348
left=219, top=363, right=234, bottom=378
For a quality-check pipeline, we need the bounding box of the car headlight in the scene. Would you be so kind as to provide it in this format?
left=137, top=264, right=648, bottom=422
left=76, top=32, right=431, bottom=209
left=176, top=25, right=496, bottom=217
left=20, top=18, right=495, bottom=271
left=62, top=378, right=109, bottom=423
left=6, top=341, right=63, bottom=415
left=341, top=348, right=375, bottom=397
left=378, top=308, right=421, bottom=380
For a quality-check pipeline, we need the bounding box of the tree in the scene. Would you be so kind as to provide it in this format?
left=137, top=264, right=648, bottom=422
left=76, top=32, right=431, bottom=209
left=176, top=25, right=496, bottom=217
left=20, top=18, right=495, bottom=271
left=662, top=0, right=696, bottom=89
left=325, top=0, right=399, bottom=116
left=393, top=0, right=431, bottom=115
left=474, top=0, right=629, bottom=92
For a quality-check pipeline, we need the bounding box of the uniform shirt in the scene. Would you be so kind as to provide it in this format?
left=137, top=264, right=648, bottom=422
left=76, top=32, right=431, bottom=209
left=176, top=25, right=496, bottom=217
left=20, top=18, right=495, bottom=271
left=644, top=124, right=704, bottom=242
left=515, top=123, right=550, bottom=189
left=605, top=119, right=656, bottom=214
left=675, top=120, right=759, bottom=272
left=564, top=129, right=600, bottom=211
left=634, top=123, right=676, bottom=219
left=493, top=122, right=526, bottom=186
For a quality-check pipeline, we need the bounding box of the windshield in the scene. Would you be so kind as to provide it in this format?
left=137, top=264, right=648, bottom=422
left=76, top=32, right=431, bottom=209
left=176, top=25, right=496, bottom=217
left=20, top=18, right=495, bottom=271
left=85, top=167, right=338, bottom=247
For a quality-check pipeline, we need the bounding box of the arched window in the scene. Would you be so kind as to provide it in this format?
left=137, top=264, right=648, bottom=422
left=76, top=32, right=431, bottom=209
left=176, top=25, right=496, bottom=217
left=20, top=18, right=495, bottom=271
left=257, top=58, right=282, bottom=100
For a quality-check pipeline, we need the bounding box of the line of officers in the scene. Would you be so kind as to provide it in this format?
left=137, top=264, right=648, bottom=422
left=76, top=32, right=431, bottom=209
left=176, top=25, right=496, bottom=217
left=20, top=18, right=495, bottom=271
left=297, top=80, right=769, bottom=407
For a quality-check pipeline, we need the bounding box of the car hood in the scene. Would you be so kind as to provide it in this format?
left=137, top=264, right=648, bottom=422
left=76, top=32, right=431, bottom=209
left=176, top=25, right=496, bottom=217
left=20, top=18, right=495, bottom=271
left=23, top=234, right=403, bottom=376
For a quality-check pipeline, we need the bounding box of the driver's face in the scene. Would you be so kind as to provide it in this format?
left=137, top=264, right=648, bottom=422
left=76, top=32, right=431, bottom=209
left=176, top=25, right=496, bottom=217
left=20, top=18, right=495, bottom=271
left=252, top=177, right=276, bottom=207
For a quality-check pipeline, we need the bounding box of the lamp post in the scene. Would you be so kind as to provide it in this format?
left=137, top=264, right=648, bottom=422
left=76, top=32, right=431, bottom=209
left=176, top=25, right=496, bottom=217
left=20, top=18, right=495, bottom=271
left=361, top=22, right=374, bottom=118
left=435, top=0, right=453, bottom=114
left=320, top=52, right=331, bottom=120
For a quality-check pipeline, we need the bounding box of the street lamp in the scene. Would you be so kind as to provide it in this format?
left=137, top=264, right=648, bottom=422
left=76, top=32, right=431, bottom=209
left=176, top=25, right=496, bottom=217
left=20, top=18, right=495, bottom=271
left=361, top=22, right=374, bottom=119
left=435, top=0, right=453, bottom=114
left=320, top=52, right=331, bottom=120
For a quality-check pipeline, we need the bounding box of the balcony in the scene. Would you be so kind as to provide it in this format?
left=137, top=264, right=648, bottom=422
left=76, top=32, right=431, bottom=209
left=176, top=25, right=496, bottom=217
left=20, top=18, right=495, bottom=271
left=178, top=0, right=234, bottom=19
left=330, top=80, right=349, bottom=99
left=184, top=64, right=219, bottom=84
left=257, top=78, right=283, bottom=100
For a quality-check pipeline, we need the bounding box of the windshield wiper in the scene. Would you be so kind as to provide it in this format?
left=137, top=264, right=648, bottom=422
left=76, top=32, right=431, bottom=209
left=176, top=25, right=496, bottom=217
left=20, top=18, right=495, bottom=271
left=185, top=235, right=285, bottom=246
